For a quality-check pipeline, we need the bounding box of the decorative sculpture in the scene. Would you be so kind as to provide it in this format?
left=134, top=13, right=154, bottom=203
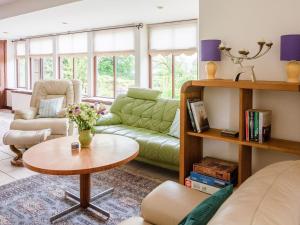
left=219, top=40, right=273, bottom=82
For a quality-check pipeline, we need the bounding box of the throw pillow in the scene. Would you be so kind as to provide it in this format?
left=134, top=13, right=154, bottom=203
left=168, top=108, right=180, bottom=138
left=38, top=98, right=64, bottom=118
left=179, top=185, right=233, bottom=225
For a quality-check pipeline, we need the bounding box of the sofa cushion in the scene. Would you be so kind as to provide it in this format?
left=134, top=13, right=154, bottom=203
left=94, top=125, right=179, bottom=167
left=208, top=160, right=300, bottom=225
left=141, top=181, right=210, bottom=225
left=10, top=118, right=69, bottom=135
left=127, top=88, right=162, bottom=100
left=110, top=95, right=179, bottom=133
left=179, top=185, right=233, bottom=225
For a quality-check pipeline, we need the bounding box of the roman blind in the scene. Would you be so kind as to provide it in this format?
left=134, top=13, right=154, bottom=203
left=16, top=41, right=26, bottom=56
left=58, top=32, right=88, bottom=54
left=149, top=21, right=197, bottom=55
left=94, top=28, right=135, bottom=55
left=30, top=37, right=53, bottom=55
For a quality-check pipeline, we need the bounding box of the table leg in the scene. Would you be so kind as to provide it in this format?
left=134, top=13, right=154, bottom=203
left=50, top=173, right=114, bottom=223
left=80, top=174, right=90, bottom=208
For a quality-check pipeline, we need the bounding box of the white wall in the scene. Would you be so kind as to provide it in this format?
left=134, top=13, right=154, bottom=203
left=199, top=0, right=300, bottom=172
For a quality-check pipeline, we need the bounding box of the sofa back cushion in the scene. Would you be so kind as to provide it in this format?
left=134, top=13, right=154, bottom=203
left=110, top=94, right=179, bottom=134
left=208, top=160, right=300, bottom=225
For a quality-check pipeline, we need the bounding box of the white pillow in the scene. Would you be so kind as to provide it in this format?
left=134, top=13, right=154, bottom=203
left=38, top=98, right=64, bottom=118
left=168, top=108, right=180, bottom=138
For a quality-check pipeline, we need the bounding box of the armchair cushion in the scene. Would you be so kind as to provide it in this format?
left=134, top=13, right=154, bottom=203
left=14, top=107, right=38, bottom=120
left=10, top=118, right=69, bottom=136
left=96, top=113, right=121, bottom=126
left=38, top=97, right=64, bottom=118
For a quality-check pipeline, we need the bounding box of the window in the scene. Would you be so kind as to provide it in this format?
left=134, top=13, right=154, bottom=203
left=58, top=33, right=88, bottom=95
left=29, top=38, right=54, bottom=87
left=95, top=55, right=135, bottom=98
left=16, top=41, right=26, bottom=88
left=149, top=21, right=198, bottom=98
left=94, top=28, right=135, bottom=98
left=59, top=56, right=88, bottom=95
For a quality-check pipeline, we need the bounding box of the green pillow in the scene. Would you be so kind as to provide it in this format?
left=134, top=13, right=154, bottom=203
left=127, top=88, right=162, bottom=100
left=179, top=185, right=233, bottom=225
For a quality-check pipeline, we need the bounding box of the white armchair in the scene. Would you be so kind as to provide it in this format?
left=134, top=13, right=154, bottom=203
left=10, top=79, right=81, bottom=139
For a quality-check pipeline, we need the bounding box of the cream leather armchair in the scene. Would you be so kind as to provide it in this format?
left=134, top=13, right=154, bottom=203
left=10, top=79, right=81, bottom=139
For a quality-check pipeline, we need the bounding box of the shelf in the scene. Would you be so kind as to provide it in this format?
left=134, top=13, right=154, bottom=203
left=187, top=128, right=240, bottom=145
left=242, top=138, right=300, bottom=155
left=187, top=129, right=300, bottom=155
left=191, top=79, right=300, bottom=92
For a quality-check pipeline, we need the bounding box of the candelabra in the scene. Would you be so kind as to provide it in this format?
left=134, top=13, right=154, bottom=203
left=219, top=40, right=273, bottom=82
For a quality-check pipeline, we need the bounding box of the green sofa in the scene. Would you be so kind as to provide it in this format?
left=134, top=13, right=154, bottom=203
left=94, top=88, right=179, bottom=171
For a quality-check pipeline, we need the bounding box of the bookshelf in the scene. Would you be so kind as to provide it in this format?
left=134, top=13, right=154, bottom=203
left=180, top=79, right=300, bottom=185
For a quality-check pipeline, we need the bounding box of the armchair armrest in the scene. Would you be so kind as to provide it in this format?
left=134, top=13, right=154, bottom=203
left=96, top=113, right=121, bottom=126
left=14, top=107, right=38, bottom=120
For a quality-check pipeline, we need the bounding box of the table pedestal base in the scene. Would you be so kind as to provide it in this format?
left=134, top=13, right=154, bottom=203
left=50, top=174, right=114, bottom=223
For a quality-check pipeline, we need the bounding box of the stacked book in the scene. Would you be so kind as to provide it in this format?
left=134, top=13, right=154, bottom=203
left=245, top=109, right=272, bottom=143
left=185, top=157, right=238, bottom=195
left=187, top=99, right=210, bottom=133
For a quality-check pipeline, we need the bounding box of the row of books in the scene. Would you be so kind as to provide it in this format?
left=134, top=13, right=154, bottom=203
left=245, top=109, right=272, bottom=143
left=187, top=99, right=210, bottom=133
left=185, top=157, right=238, bottom=195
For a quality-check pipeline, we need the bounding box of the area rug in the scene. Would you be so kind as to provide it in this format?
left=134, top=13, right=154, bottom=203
left=0, top=167, right=161, bottom=225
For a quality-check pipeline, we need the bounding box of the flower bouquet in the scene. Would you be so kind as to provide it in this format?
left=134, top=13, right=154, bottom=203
left=67, top=102, right=105, bottom=147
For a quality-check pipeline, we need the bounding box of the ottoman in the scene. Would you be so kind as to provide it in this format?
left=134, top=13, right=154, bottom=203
left=3, top=129, right=51, bottom=166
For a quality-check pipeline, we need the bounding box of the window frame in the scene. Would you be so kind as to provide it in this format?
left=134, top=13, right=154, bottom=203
left=58, top=54, right=89, bottom=96
left=148, top=21, right=198, bottom=99
left=16, top=56, right=26, bottom=89
left=94, top=54, right=136, bottom=99
left=149, top=53, right=198, bottom=99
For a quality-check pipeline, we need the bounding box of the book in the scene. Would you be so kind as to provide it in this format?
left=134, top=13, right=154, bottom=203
left=193, top=157, right=238, bottom=182
left=189, top=100, right=210, bottom=133
left=245, top=109, right=272, bottom=143
left=249, top=111, right=254, bottom=141
left=187, top=99, right=197, bottom=132
left=185, top=177, right=220, bottom=195
left=245, top=111, right=249, bottom=141
left=259, top=110, right=272, bottom=143
left=190, top=171, right=236, bottom=188
left=254, top=111, right=259, bottom=142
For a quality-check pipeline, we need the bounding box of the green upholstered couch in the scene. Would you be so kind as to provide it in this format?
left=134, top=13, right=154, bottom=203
left=94, top=88, right=180, bottom=171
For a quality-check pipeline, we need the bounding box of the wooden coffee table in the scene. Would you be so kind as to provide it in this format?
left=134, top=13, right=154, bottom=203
left=23, top=134, right=139, bottom=223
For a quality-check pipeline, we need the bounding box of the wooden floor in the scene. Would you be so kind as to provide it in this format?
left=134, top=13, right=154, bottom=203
left=0, top=110, right=178, bottom=186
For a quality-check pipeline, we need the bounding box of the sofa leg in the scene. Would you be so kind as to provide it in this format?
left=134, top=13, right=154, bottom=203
left=10, top=145, right=24, bottom=167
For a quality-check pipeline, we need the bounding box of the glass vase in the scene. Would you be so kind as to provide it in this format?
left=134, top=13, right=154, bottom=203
left=79, top=129, right=93, bottom=147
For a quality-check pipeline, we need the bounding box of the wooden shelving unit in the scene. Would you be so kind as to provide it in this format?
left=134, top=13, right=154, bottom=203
left=180, top=79, right=300, bottom=185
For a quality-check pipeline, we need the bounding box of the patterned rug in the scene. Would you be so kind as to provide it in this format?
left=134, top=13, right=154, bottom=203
left=0, top=167, right=162, bottom=225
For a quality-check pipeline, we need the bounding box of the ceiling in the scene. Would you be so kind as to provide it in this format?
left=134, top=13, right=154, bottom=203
left=0, top=0, right=16, bottom=6
left=0, top=0, right=198, bottom=40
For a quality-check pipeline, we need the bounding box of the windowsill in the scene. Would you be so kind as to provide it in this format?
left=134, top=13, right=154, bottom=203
left=82, top=97, right=114, bottom=105
left=6, top=88, right=114, bottom=105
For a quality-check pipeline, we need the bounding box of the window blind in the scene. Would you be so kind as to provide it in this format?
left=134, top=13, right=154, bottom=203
left=16, top=41, right=26, bottom=56
left=30, top=37, right=53, bottom=55
left=149, top=21, right=197, bottom=55
left=94, top=28, right=135, bottom=55
left=58, top=32, right=88, bottom=54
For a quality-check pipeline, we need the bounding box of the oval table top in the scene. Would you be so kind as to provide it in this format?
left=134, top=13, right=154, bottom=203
left=23, top=134, right=139, bottom=175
